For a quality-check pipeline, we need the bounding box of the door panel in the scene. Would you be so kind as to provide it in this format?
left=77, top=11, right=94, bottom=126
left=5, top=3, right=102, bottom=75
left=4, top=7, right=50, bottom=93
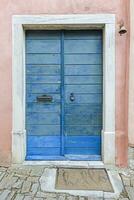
left=26, top=65, right=60, bottom=75
left=65, top=75, right=102, bottom=84
left=65, top=85, right=102, bottom=94
left=26, top=30, right=61, bottom=39
left=26, top=31, right=61, bottom=158
left=64, top=54, right=102, bottom=65
left=65, top=65, right=102, bottom=75
left=28, top=136, right=60, bottom=147
left=26, top=54, right=61, bottom=65
left=65, top=104, right=102, bottom=114
left=26, top=112, right=60, bottom=125
left=65, top=126, right=102, bottom=135
left=28, top=147, right=60, bottom=156
left=64, top=30, right=102, bottom=39
left=26, top=84, right=60, bottom=93
left=65, top=94, right=102, bottom=103
left=65, top=113, right=102, bottom=125
left=26, top=30, right=102, bottom=160
left=64, top=30, right=102, bottom=157
left=64, top=40, right=102, bottom=53
left=27, top=125, right=60, bottom=135
left=26, top=40, right=61, bottom=53
left=26, top=75, right=61, bottom=83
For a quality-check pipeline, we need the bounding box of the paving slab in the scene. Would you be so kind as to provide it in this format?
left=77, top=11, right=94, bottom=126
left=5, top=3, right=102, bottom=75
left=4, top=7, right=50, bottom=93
left=30, top=167, right=44, bottom=177
left=130, top=177, right=134, bottom=186
left=121, top=175, right=131, bottom=186
left=79, top=197, right=88, bottom=200
left=21, top=180, right=32, bottom=193
left=12, top=167, right=31, bottom=176
left=119, top=198, right=129, bottom=200
left=56, top=168, right=113, bottom=191
left=36, top=191, right=48, bottom=198
left=58, top=194, right=66, bottom=200
left=27, top=176, right=39, bottom=182
left=125, top=186, right=134, bottom=200
left=87, top=198, right=103, bottom=200
left=6, top=190, right=16, bottom=200
left=14, top=194, right=25, bottom=200
left=0, top=167, right=7, bottom=172
left=31, top=182, right=39, bottom=196
left=40, top=168, right=122, bottom=199
left=0, top=172, right=5, bottom=181
left=23, top=196, right=32, bottom=200
left=66, top=196, right=79, bottom=200
left=0, top=175, right=18, bottom=190
left=0, top=190, right=11, bottom=200
left=12, top=179, right=24, bottom=189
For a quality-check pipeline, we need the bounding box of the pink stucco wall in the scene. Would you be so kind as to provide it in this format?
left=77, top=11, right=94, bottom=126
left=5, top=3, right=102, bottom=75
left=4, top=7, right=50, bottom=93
left=0, top=0, right=129, bottom=167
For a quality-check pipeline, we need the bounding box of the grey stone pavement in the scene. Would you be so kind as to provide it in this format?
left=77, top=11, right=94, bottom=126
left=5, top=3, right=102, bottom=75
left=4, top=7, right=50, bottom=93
left=0, top=164, right=134, bottom=200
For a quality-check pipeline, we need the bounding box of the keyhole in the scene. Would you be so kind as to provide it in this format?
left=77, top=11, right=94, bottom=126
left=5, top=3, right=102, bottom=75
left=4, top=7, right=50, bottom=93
left=70, top=93, right=75, bottom=102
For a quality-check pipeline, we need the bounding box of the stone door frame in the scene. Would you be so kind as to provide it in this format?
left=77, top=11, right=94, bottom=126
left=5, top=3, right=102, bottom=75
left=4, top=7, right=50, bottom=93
left=12, top=14, right=115, bottom=165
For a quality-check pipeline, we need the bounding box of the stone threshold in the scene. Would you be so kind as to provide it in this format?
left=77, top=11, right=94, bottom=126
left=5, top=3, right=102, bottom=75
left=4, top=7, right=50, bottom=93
left=22, top=161, right=104, bottom=168
left=39, top=168, right=124, bottom=199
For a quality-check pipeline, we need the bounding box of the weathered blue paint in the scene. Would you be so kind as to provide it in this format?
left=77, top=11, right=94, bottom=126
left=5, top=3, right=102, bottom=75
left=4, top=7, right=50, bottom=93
left=26, top=30, right=103, bottom=160
left=26, top=30, right=62, bottom=160
left=26, top=65, right=60, bottom=75
left=26, top=40, right=61, bottom=53
left=64, top=40, right=102, bottom=53
left=26, top=112, right=60, bottom=124
left=26, top=135, right=101, bottom=158
left=27, top=136, right=100, bottom=148
left=65, top=75, right=102, bottom=84
left=26, top=125, right=60, bottom=135
left=26, top=155, right=101, bottom=161
left=65, top=85, right=102, bottom=94
left=26, top=75, right=61, bottom=83
left=60, top=31, right=65, bottom=155
left=26, top=83, right=60, bottom=93
left=65, top=125, right=102, bottom=135
left=65, top=65, right=102, bottom=75
left=63, top=31, right=102, bottom=156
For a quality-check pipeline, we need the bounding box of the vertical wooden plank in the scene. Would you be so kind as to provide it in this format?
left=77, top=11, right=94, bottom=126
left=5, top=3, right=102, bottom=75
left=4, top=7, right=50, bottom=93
left=61, top=31, right=65, bottom=155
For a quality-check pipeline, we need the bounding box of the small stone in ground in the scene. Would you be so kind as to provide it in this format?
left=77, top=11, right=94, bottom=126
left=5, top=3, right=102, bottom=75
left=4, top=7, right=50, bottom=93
left=14, top=194, right=25, bottom=200
left=21, top=180, right=32, bottom=193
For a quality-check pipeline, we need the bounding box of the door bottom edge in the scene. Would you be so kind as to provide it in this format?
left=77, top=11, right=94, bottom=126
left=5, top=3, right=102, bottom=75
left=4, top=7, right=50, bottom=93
left=25, top=155, right=101, bottom=161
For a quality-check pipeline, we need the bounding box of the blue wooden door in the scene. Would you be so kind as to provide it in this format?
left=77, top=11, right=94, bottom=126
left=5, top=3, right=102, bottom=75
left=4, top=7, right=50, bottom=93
left=63, top=31, right=102, bottom=160
left=26, top=30, right=102, bottom=160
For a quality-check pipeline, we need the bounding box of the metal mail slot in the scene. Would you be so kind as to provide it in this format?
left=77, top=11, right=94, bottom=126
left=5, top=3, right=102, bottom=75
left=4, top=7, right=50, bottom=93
left=36, top=95, right=53, bottom=103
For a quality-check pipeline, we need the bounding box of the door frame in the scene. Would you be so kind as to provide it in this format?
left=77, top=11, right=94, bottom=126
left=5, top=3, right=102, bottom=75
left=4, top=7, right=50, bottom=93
left=12, top=14, right=115, bottom=165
